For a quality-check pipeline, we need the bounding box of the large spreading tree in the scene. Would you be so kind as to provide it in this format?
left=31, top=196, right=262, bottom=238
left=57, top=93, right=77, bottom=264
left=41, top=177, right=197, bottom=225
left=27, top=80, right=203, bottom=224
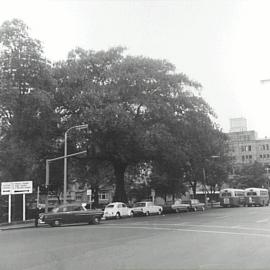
left=0, top=19, right=230, bottom=208
left=53, top=47, right=218, bottom=202
left=0, top=19, right=59, bottom=184
left=0, top=19, right=61, bottom=218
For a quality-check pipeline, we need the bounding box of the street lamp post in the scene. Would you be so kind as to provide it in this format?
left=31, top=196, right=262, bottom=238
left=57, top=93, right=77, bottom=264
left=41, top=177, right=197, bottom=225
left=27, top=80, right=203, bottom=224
left=64, top=124, right=88, bottom=204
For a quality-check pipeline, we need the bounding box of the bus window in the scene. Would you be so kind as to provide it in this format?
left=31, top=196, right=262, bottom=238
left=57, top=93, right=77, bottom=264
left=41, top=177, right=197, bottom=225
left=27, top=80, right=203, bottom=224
left=246, top=192, right=257, bottom=196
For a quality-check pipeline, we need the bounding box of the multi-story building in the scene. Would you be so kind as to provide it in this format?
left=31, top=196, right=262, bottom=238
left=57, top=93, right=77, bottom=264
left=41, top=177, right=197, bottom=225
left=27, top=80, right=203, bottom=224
left=228, top=118, right=270, bottom=166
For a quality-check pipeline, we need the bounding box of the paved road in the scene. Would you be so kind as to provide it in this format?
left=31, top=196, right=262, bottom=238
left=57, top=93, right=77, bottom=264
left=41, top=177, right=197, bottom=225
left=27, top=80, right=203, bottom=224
left=1, top=207, right=270, bottom=270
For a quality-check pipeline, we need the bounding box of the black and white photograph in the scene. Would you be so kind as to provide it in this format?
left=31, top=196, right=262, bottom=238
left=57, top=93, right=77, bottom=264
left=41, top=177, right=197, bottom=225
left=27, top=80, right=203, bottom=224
left=1, top=1, right=270, bottom=269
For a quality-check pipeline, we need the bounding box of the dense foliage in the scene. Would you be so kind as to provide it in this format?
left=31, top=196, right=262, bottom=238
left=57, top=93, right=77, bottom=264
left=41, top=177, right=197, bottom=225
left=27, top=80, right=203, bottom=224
left=0, top=19, right=229, bottom=206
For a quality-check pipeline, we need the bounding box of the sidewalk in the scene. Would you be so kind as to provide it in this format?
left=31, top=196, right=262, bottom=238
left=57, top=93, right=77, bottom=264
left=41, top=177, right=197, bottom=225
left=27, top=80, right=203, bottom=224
left=0, top=219, right=37, bottom=231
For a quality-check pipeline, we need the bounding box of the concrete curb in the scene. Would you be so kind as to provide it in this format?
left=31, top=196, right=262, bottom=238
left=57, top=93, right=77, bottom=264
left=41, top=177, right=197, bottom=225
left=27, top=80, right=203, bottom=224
left=0, top=219, right=36, bottom=231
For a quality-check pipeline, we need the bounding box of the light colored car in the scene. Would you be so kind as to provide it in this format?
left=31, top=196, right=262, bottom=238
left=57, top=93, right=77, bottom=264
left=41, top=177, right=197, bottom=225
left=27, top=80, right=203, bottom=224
left=171, top=200, right=190, bottom=213
left=182, top=199, right=205, bottom=211
left=131, top=201, right=163, bottom=216
left=103, top=202, right=133, bottom=219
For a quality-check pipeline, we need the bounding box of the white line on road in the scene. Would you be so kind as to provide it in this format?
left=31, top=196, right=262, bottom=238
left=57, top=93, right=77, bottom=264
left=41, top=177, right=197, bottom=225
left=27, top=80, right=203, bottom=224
left=103, top=222, right=270, bottom=233
left=256, top=219, right=269, bottom=223
left=94, top=225, right=270, bottom=238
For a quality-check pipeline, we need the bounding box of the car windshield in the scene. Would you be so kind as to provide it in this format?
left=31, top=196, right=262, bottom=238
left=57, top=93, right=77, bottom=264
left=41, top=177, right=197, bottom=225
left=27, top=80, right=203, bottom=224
left=135, top=202, right=146, bottom=207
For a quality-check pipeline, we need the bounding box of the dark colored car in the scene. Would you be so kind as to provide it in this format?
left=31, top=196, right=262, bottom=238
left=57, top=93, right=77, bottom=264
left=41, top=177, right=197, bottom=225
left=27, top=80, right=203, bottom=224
left=40, top=203, right=103, bottom=227
left=161, top=202, right=176, bottom=214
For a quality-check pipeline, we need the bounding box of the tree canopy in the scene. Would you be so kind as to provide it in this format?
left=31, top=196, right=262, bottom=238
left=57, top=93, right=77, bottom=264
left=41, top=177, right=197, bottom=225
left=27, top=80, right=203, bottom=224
left=0, top=19, right=230, bottom=205
left=0, top=19, right=59, bottom=185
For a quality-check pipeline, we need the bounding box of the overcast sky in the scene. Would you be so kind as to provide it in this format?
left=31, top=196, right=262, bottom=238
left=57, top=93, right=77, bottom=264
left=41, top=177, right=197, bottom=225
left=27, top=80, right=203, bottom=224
left=2, top=0, right=270, bottom=138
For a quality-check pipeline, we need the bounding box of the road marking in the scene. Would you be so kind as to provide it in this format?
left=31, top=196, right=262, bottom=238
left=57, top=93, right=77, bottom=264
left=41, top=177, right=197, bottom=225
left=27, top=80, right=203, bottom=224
left=256, top=219, right=269, bottom=223
left=231, top=225, right=241, bottom=229
left=104, top=222, right=270, bottom=233
left=94, top=225, right=270, bottom=238
left=215, top=215, right=229, bottom=219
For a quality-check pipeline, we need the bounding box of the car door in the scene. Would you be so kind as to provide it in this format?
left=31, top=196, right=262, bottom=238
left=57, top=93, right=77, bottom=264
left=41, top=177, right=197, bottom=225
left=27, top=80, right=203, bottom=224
left=72, top=205, right=89, bottom=223
left=148, top=202, right=154, bottom=214
left=60, top=206, right=72, bottom=224
left=122, top=203, right=129, bottom=216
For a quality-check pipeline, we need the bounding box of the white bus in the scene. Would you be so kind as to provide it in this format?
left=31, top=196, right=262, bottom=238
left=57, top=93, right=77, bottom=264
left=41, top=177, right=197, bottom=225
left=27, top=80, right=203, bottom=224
left=244, top=188, right=269, bottom=207
left=219, top=188, right=245, bottom=207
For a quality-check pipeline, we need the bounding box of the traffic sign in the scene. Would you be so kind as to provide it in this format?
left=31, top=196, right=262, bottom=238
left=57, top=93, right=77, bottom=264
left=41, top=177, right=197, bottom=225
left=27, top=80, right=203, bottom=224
left=1, top=181, right=32, bottom=195
left=87, top=189, right=92, bottom=196
left=1, top=182, right=12, bottom=195
left=12, top=181, right=32, bottom=194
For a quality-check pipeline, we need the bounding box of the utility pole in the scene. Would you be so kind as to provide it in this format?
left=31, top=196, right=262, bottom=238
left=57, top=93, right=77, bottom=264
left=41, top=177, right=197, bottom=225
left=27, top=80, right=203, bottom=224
left=64, top=124, right=88, bottom=204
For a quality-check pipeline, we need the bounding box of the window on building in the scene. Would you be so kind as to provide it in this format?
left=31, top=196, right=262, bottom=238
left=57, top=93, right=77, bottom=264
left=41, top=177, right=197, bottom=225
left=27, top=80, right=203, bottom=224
left=249, top=155, right=252, bottom=159
left=267, top=154, right=270, bottom=158
left=260, top=155, right=263, bottom=158
left=242, top=156, right=245, bottom=162
left=248, top=145, right=251, bottom=151
left=99, top=192, right=108, bottom=200
left=267, top=145, right=269, bottom=150
left=263, top=145, right=266, bottom=150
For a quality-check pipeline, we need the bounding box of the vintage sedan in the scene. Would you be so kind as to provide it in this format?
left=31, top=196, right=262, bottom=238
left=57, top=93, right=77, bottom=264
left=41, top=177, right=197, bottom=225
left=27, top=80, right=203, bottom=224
left=40, top=203, right=103, bottom=227
left=103, top=202, right=133, bottom=219
left=171, top=200, right=190, bottom=213
left=131, top=201, right=163, bottom=216
left=182, top=199, right=205, bottom=211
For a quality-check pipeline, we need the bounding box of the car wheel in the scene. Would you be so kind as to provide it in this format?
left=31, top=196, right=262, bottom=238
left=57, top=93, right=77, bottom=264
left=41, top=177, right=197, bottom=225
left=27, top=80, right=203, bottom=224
left=116, top=212, right=121, bottom=219
left=145, top=211, right=150, bottom=216
left=91, top=217, right=101, bottom=225
left=130, top=211, right=134, bottom=217
left=193, top=207, right=197, bottom=212
left=53, top=220, right=61, bottom=227
left=158, top=209, right=162, bottom=215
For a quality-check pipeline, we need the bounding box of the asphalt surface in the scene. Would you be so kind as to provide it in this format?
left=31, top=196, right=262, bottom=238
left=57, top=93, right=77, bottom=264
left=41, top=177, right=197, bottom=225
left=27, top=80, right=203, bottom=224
left=1, top=207, right=270, bottom=270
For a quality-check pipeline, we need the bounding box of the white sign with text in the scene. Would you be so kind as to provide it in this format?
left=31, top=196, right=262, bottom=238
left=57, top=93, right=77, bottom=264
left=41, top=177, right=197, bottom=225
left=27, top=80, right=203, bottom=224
left=1, top=181, right=33, bottom=195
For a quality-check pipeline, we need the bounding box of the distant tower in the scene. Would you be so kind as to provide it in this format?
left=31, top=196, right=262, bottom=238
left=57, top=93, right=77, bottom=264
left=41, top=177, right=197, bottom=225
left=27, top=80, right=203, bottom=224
left=230, top=118, right=247, bottom=132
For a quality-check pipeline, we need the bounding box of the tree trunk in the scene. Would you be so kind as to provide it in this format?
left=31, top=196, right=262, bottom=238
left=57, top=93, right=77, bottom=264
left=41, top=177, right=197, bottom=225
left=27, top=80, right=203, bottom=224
left=113, top=161, right=128, bottom=203
left=191, top=181, right=197, bottom=198
left=93, top=185, right=99, bottom=208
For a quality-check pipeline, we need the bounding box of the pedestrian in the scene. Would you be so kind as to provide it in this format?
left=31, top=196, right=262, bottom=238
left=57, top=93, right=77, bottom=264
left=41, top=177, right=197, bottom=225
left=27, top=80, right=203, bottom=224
left=34, top=205, right=41, bottom=227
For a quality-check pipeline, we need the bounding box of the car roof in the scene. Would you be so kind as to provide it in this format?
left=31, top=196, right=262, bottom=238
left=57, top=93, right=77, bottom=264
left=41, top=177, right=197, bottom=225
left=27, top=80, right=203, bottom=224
left=108, top=202, right=124, bottom=205
left=57, top=203, right=82, bottom=208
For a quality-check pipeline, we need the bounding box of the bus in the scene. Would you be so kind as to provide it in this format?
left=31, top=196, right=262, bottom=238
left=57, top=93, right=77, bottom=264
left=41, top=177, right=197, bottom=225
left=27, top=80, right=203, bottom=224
left=244, top=188, right=269, bottom=207
left=219, top=188, right=245, bottom=207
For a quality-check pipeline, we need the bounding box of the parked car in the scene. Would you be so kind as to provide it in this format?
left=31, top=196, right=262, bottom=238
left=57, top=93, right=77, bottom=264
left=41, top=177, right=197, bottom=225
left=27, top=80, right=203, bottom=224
left=131, top=201, right=163, bottom=216
left=39, top=203, right=103, bottom=227
left=182, top=199, right=205, bottom=211
left=171, top=200, right=190, bottom=213
left=103, top=202, right=133, bottom=219
left=160, top=202, right=176, bottom=214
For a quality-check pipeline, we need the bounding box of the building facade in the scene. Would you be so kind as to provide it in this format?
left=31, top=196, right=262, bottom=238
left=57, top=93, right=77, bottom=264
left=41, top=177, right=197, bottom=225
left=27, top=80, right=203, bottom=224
left=228, top=118, right=270, bottom=166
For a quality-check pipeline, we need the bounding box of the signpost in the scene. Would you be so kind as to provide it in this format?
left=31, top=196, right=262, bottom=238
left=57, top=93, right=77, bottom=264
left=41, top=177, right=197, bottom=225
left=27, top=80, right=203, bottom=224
left=87, top=189, right=92, bottom=209
left=1, top=181, right=33, bottom=223
left=151, top=189, right=155, bottom=203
